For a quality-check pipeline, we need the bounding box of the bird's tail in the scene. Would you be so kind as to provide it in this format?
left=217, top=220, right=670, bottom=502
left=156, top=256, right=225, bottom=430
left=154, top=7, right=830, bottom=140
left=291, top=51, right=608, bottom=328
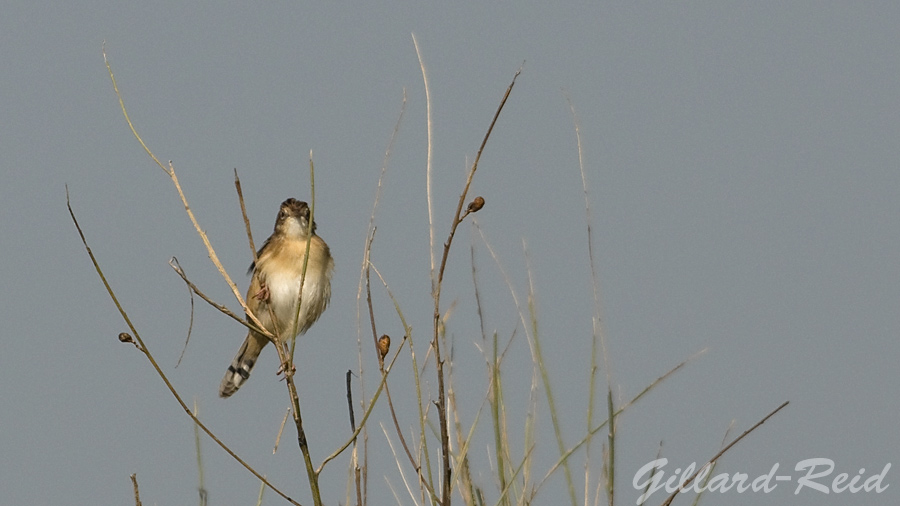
left=219, top=333, right=267, bottom=398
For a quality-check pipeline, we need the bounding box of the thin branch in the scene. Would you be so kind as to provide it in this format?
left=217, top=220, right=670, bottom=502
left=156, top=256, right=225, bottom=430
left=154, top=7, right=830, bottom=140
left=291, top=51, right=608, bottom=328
left=431, top=65, right=522, bottom=506
left=532, top=349, right=707, bottom=497
left=690, top=421, right=736, bottom=506
left=174, top=260, right=196, bottom=368
left=289, top=153, right=317, bottom=356
left=412, top=33, right=436, bottom=288
left=352, top=88, right=407, bottom=506
left=273, top=407, right=290, bottom=454
left=523, top=240, right=577, bottom=506
left=346, top=370, right=364, bottom=506
left=658, top=401, right=789, bottom=506
left=130, top=474, right=142, bottom=506
left=193, top=400, right=209, bottom=506
left=435, top=65, right=522, bottom=291
left=68, top=189, right=301, bottom=506
left=564, top=92, right=609, bottom=502
left=280, top=152, right=322, bottom=506
left=606, top=388, right=615, bottom=506
left=355, top=88, right=407, bottom=432
left=234, top=168, right=257, bottom=263
left=368, top=262, right=436, bottom=498
left=366, top=257, right=435, bottom=503
left=317, top=334, right=408, bottom=473
left=102, top=43, right=272, bottom=342
left=382, top=423, right=424, bottom=506
left=367, top=261, right=436, bottom=498
left=347, top=370, right=357, bottom=432
left=490, top=445, right=536, bottom=506
left=168, top=258, right=267, bottom=335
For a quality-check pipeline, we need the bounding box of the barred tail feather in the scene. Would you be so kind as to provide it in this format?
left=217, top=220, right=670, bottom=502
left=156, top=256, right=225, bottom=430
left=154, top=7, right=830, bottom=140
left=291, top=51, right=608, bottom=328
left=219, top=334, right=265, bottom=398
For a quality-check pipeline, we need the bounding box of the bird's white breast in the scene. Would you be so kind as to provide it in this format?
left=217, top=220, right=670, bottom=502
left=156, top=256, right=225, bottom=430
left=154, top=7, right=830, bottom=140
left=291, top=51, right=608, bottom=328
left=263, top=268, right=329, bottom=338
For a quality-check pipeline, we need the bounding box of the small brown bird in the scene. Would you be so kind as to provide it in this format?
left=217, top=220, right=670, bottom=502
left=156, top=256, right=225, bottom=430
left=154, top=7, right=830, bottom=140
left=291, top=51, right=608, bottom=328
left=219, top=198, right=334, bottom=398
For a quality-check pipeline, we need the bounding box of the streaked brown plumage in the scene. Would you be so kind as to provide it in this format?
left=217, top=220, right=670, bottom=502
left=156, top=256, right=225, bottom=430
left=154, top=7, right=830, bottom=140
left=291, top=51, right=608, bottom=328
left=219, top=198, right=334, bottom=398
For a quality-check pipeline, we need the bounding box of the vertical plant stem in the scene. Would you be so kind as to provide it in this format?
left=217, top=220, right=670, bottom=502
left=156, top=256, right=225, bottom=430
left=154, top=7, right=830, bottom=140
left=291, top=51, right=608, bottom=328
left=412, top=33, right=436, bottom=289
left=431, top=66, right=521, bottom=506
left=564, top=92, right=608, bottom=506
left=525, top=246, right=577, bottom=506
left=193, top=400, right=207, bottom=506
left=490, top=332, right=509, bottom=506
left=605, top=389, right=615, bottom=506
left=279, top=153, right=322, bottom=505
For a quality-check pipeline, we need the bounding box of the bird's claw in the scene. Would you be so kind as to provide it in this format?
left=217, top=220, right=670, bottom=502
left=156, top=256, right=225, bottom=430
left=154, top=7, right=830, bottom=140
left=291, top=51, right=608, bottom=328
left=276, top=362, right=297, bottom=380
left=254, top=283, right=270, bottom=301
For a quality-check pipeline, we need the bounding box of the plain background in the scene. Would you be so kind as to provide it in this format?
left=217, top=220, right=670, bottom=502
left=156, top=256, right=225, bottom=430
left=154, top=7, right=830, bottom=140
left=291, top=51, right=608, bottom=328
left=2, top=2, right=898, bottom=505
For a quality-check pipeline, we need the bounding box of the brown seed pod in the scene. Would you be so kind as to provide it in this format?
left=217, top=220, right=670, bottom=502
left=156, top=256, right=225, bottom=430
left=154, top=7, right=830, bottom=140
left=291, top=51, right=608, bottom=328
left=467, top=196, right=485, bottom=213
left=377, top=334, right=391, bottom=362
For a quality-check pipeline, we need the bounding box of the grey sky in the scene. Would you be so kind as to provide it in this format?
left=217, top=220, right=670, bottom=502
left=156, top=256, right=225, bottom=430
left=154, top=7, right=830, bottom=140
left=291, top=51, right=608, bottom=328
left=3, top=2, right=898, bottom=505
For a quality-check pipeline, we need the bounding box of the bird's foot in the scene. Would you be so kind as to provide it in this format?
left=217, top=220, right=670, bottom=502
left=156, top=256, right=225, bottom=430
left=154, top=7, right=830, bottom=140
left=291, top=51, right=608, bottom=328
left=276, top=361, right=297, bottom=380
left=254, top=282, right=270, bottom=301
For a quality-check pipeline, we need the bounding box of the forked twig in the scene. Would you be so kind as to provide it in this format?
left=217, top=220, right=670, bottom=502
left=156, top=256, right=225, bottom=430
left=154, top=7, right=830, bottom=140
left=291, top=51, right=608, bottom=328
left=168, top=258, right=267, bottom=335
left=102, top=43, right=273, bottom=344
left=101, top=44, right=318, bottom=504
left=67, top=189, right=301, bottom=506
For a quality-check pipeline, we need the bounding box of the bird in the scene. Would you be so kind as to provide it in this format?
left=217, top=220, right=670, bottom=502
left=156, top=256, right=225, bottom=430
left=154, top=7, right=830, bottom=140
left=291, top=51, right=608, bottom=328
left=219, top=198, right=334, bottom=398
